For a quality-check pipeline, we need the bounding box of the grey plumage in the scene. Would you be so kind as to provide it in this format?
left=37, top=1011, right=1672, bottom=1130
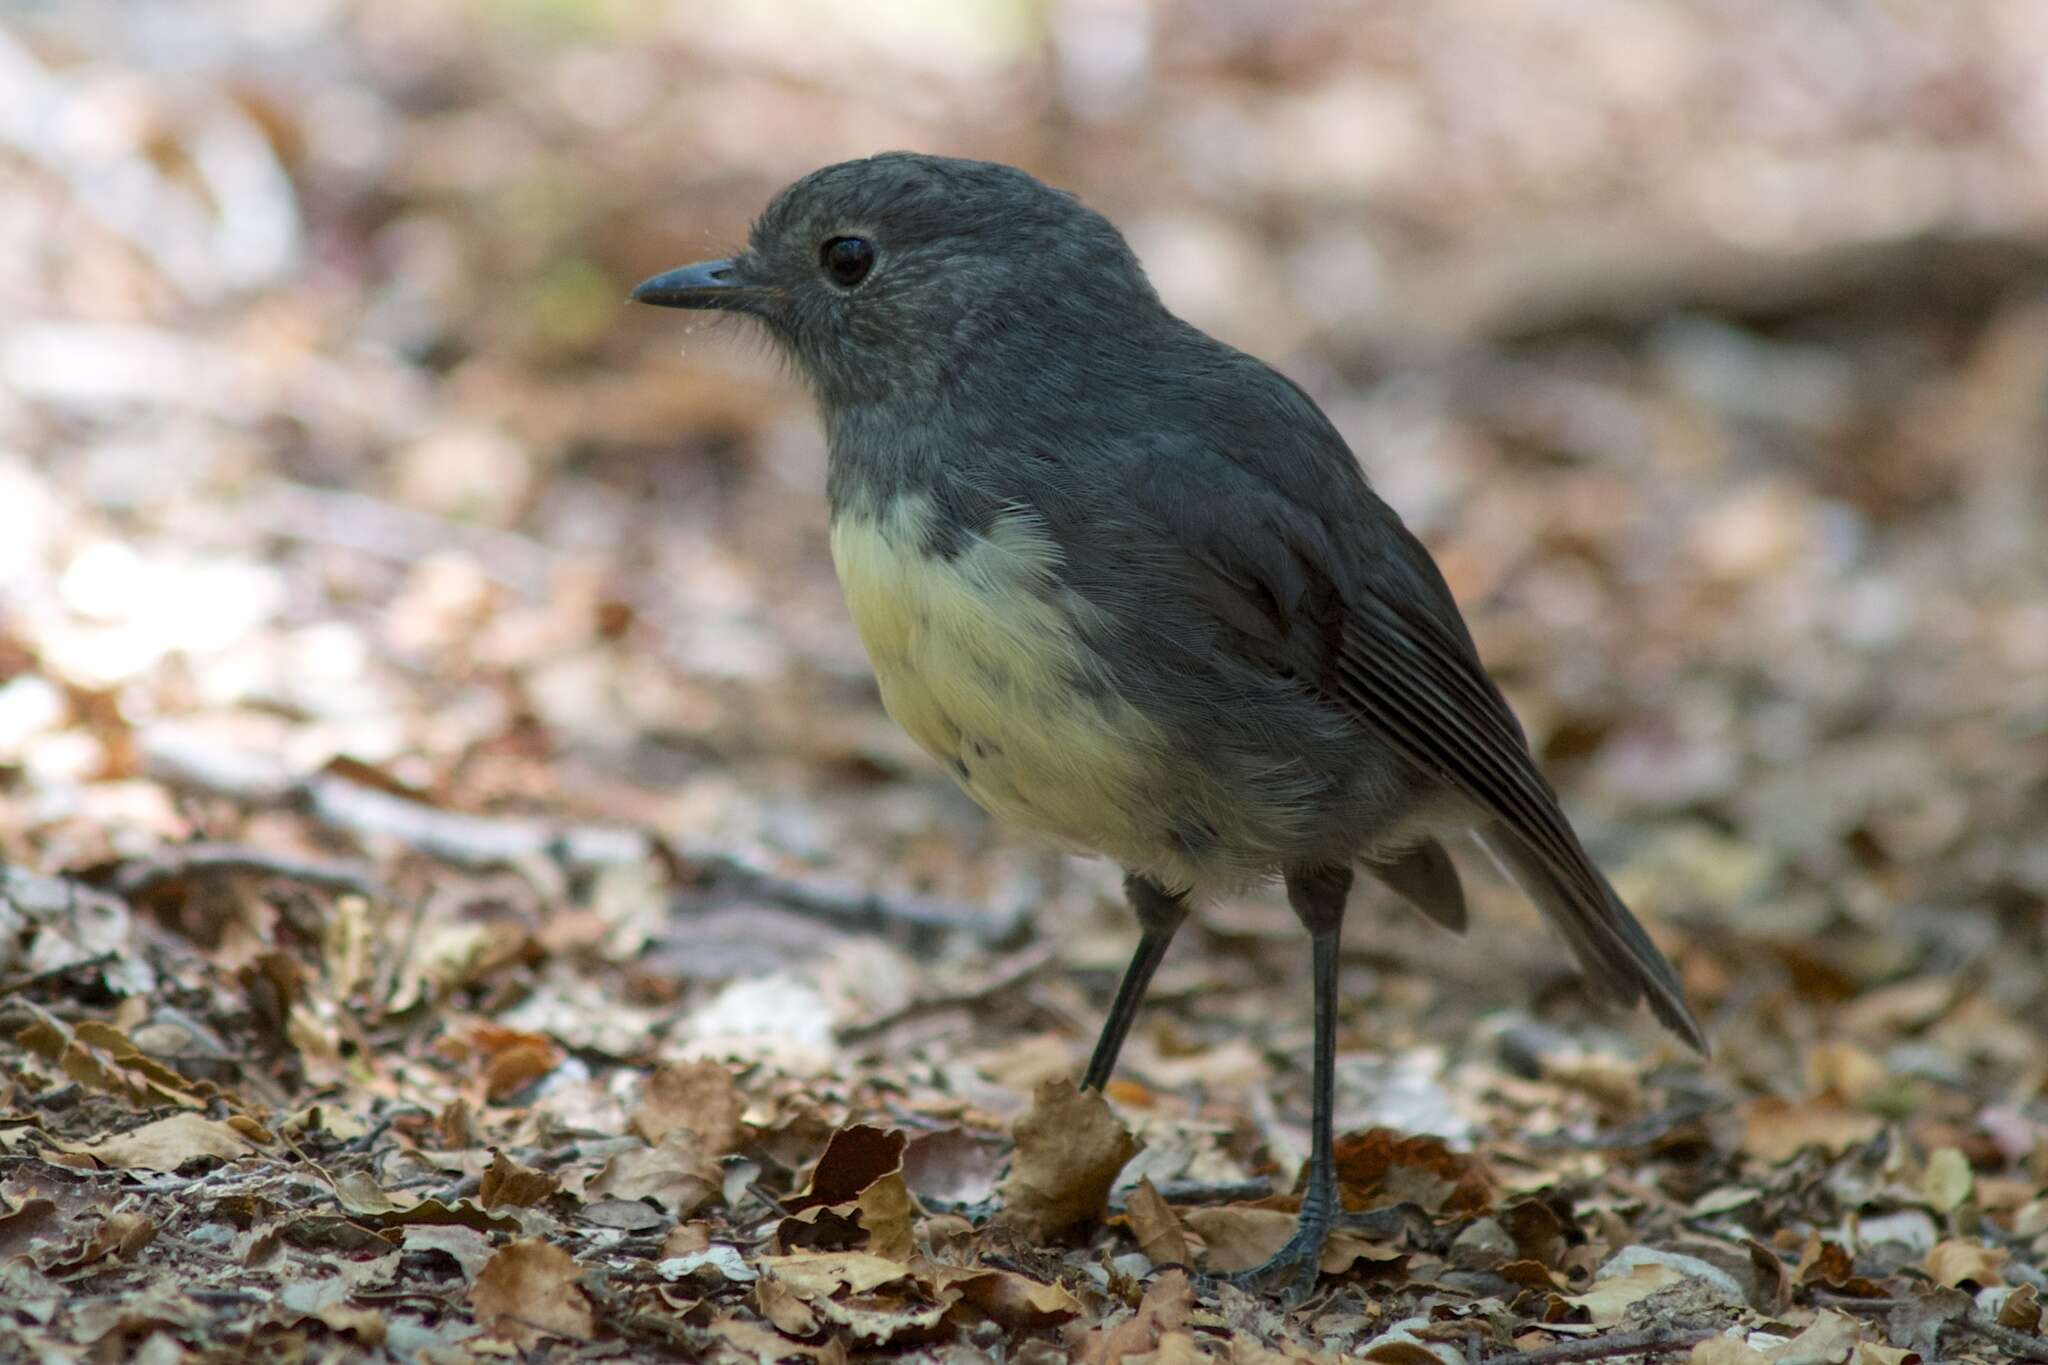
left=631, top=152, right=1707, bottom=1294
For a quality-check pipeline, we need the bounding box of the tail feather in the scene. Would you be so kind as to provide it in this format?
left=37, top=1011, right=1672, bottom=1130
left=1479, top=823, right=1707, bottom=1055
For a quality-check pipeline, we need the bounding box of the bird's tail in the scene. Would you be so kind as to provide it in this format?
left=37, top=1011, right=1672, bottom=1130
left=1478, top=823, right=1707, bottom=1055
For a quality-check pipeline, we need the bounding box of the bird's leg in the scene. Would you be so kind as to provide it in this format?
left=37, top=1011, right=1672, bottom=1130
left=1081, top=873, right=1189, bottom=1092
left=1233, top=863, right=1353, bottom=1301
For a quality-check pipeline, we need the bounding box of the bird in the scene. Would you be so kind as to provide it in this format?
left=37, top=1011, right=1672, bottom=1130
left=629, top=152, right=1706, bottom=1296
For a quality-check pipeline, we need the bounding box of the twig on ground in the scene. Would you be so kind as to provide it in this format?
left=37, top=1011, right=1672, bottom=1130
left=141, top=724, right=1019, bottom=945
left=101, top=841, right=384, bottom=902
left=0, top=952, right=118, bottom=998
left=1482, top=1327, right=1716, bottom=1363
left=837, top=943, right=1058, bottom=1042
left=1132, top=1178, right=1276, bottom=1209
left=684, top=847, right=1029, bottom=949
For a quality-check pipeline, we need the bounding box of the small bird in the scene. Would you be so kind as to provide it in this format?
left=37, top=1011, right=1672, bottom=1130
left=632, top=153, right=1705, bottom=1295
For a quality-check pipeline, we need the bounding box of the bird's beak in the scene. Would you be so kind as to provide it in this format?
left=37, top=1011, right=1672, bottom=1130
left=629, top=258, right=767, bottom=312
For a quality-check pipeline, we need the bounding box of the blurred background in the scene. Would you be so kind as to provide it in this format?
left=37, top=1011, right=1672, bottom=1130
left=2, top=0, right=2046, bottom=1226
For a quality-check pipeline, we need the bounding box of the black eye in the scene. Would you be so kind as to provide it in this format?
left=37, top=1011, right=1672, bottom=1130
left=820, top=236, right=874, bottom=287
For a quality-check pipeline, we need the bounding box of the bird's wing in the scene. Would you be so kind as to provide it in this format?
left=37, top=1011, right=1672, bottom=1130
left=1132, top=455, right=1706, bottom=1053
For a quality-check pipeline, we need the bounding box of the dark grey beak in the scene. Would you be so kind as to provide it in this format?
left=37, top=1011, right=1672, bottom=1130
left=629, top=258, right=764, bottom=311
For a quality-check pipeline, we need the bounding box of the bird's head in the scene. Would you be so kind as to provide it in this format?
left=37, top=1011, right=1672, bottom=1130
left=630, top=153, right=1159, bottom=407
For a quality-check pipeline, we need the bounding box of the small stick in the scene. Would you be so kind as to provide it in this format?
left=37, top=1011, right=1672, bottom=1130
left=103, top=841, right=383, bottom=902
left=1482, top=1327, right=1717, bottom=1364
left=0, top=952, right=117, bottom=997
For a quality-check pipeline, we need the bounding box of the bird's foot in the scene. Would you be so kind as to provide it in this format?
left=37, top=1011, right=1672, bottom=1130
left=1221, top=1221, right=1329, bottom=1305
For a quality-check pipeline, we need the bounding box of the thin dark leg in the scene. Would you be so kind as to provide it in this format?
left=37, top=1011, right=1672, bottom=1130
left=1081, top=873, right=1189, bottom=1092
left=1233, top=864, right=1352, bottom=1301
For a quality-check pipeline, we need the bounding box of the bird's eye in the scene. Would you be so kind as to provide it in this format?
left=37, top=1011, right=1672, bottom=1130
left=820, top=236, right=874, bottom=287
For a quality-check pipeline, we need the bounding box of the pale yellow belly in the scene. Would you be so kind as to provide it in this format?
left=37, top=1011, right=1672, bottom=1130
left=828, top=496, right=1165, bottom=859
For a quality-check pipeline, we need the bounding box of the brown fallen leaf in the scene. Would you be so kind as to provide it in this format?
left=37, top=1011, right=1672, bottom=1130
left=1179, top=1205, right=1285, bottom=1274
left=1761, top=1309, right=1866, bottom=1364
left=0, top=1198, right=59, bottom=1260
left=1333, top=1128, right=1494, bottom=1215
left=33, top=1211, right=155, bottom=1274
left=855, top=1166, right=917, bottom=1261
left=758, top=1251, right=917, bottom=1300
left=999, top=1079, right=1141, bottom=1242
left=788, top=1125, right=907, bottom=1209
left=479, top=1031, right=561, bottom=1102
left=757, top=1273, right=821, bottom=1336
left=14, top=1012, right=212, bottom=1110
left=1124, top=1176, right=1190, bottom=1267
left=589, top=1127, right=721, bottom=1217
left=1070, top=1268, right=1193, bottom=1364
left=1924, top=1236, right=2006, bottom=1288
left=1689, top=1340, right=1770, bottom=1364
left=1567, top=1261, right=1686, bottom=1326
left=1741, top=1096, right=1885, bottom=1164
left=633, top=1058, right=746, bottom=1154
left=930, top=1265, right=1082, bottom=1328
left=1920, top=1146, right=1973, bottom=1213
left=400, top=1223, right=496, bottom=1280
left=712, top=1314, right=851, bottom=1363
left=64, top=1113, right=258, bottom=1171
left=479, top=1149, right=559, bottom=1208
left=469, top=1238, right=593, bottom=1347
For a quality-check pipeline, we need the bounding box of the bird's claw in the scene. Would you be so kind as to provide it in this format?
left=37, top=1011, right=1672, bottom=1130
left=1212, top=1231, right=1327, bottom=1305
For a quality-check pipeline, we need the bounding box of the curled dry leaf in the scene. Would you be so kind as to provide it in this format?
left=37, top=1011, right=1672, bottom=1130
left=32, top=1211, right=155, bottom=1274
left=632, top=1058, right=746, bottom=1154
left=775, top=1122, right=917, bottom=1258
left=1924, top=1236, right=2006, bottom=1288
left=1333, top=1128, right=1494, bottom=1215
left=1123, top=1176, right=1190, bottom=1266
left=855, top=1165, right=917, bottom=1261
left=998, top=1079, right=1141, bottom=1243
left=789, top=1124, right=906, bottom=1209
left=1069, top=1268, right=1192, bottom=1365
left=479, top=1149, right=559, bottom=1208
left=1180, top=1205, right=1291, bottom=1274
left=590, top=1127, right=722, bottom=1217
left=756, top=1273, right=820, bottom=1336
left=928, top=1265, right=1081, bottom=1328
left=16, top=1013, right=214, bottom=1110
left=469, top=1238, right=594, bottom=1347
